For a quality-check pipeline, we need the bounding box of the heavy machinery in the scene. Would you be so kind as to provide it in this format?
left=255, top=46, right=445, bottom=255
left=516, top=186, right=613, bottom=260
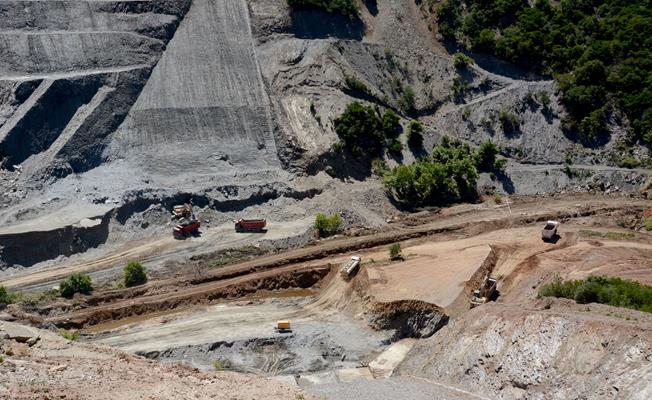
left=470, top=276, right=498, bottom=307
left=172, top=203, right=200, bottom=239
left=173, top=219, right=200, bottom=239
left=340, top=256, right=361, bottom=280
left=276, top=320, right=291, bottom=332
left=173, top=204, right=193, bottom=219
left=541, top=220, right=560, bottom=242
left=234, top=218, right=266, bottom=232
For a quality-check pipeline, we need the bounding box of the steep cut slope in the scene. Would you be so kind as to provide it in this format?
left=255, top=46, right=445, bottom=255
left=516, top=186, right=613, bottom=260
left=108, top=0, right=282, bottom=184
left=398, top=303, right=652, bottom=400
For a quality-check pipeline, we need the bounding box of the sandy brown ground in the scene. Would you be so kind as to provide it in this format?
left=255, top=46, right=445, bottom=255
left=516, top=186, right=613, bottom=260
left=366, top=244, right=492, bottom=312
left=0, top=321, right=312, bottom=400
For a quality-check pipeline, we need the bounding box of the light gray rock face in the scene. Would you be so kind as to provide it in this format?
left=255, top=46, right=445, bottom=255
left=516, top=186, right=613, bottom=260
left=108, top=0, right=282, bottom=184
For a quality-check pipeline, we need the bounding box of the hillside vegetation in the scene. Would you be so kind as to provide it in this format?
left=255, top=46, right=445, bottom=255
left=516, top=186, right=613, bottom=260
left=383, top=137, right=505, bottom=207
left=539, top=275, right=652, bottom=312
left=436, top=0, right=652, bottom=145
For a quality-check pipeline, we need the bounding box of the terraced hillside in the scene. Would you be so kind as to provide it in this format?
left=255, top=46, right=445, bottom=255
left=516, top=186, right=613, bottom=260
left=0, top=0, right=649, bottom=275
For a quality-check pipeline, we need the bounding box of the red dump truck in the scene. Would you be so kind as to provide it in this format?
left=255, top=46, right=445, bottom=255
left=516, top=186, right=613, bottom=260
left=173, top=220, right=200, bottom=239
left=234, top=218, right=266, bottom=232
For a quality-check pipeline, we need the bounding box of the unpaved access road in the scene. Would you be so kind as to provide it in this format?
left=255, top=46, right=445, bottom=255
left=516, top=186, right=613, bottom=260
left=27, top=195, right=651, bottom=329
left=1, top=217, right=313, bottom=292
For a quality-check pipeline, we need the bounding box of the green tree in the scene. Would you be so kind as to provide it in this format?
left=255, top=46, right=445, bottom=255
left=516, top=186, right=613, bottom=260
left=389, top=243, right=403, bottom=260
left=474, top=140, right=499, bottom=172
left=398, top=86, right=416, bottom=115
left=123, top=261, right=148, bottom=287
left=314, top=213, right=343, bottom=238
left=407, top=120, right=424, bottom=148
left=334, top=102, right=383, bottom=157
left=59, top=273, right=93, bottom=298
left=453, top=52, right=474, bottom=68
left=383, top=138, right=479, bottom=207
left=0, top=286, right=10, bottom=305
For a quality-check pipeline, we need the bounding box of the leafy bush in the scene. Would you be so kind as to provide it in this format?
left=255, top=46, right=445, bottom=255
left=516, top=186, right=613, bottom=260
left=435, top=0, right=652, bottom=145
left=539, top=275, right=652, bottom=313
left=287, top=0, right=358, bottom=17
left=499, top=110, right=520, bottom=133
left=344, top=74, right=371, bottom=96
left=59, top=273, right=93, bottom=298
left=371, top=158, right=389, bottom=176
left=383, top=138, right=478, bottom=207
left=334, top=102, right=404, bottom=158
left=59, top=330, right=80, bottom=341
left=334, top=102, right=384, bottom=157
left=645, top=217, right=652, bottom=231
left=314, top=213, right=342, bottom=238
left=493, top=194, right=502, bottom=204
left=389, top=243, right=403, bottom=260
left=398, top=86, right=416, bottom=115
left=0, top=286, right=10, bottom=305
left=123, top=261, right=147, bottom=287
left=453, top=52, right=473, bottom=68
left=407, top=120, right=424, bottom=148
left=474, top=140, right=499, bottom=172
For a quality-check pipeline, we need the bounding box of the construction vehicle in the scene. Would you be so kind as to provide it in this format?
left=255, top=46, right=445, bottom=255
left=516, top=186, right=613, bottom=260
left=340, top=256, right=361, bottom=280
left=276, top=320, right=291, bottom=332
left=541, top=220, right=560, bottom=242
left=173, top=219, right=200, bottom=239
left=172, top=203, right=200, bottom=239
left=172, top=203, right=193, bottom=219
left=470, top=276, right=497, bottom=307
left=234, top=218, right=266, bottom=232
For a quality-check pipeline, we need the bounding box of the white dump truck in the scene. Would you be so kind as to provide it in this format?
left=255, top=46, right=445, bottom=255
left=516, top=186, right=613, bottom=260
left=340, top=256, right=361, bottom=280
left=541, top=220, right=560, bottom=241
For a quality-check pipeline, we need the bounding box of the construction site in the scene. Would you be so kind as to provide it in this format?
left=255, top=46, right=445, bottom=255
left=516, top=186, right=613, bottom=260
left=0, top=0, right=651, bottom=399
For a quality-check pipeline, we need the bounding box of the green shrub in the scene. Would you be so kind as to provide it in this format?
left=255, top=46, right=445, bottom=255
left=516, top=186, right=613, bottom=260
left=387, top=138, right=403, bottom=156
left=334, top=102, right=406, bottom=158
left=539, top=275, right=652, bottom=313
left=453, top=52, right=473, bottom=68
left=382, top=109, right=401, bottom=138
left=371, top=158, right=389, bottom=176
left=494, top=194, right=502, bottom=204
left=407, top=120, right=424, bottom=148
left=383, top=138, right=478, bottom=207
left=645, top=217, right=652, bottom=231
left=344, top=74, right=371, bottom=96
left=59, top=330, right=80, bottom=341
left=536, top=91, right=551, bottom=109
left=0, top=286, right=10, bottom=305
left=287, top=0, right=358, bottom=17
left=123, top=261, right=147, bottom=287
left=389, top=243, right=403, bottom=260
left=474, top=140, right=499, bottom=172
left=314, top=213, right=342, bottom=238
left=398, top=86, right=416, bottom=115
left=499, top=110, right=520, bottom=133
left=334, top=102, right=384, bottom=157
left=59, top=273, right=93, bottom=298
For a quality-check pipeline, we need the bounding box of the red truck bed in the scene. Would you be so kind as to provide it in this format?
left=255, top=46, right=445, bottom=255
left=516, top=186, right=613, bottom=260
left=234, top=218, right=266, bottom=232
left=173, top=221, right=200, bottom=238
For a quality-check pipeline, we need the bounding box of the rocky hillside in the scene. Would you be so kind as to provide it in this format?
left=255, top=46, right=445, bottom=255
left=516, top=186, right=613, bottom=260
left=397, top=300, right=652, bottom=400
left=0, top=320, right=311, bottom=399
left=0, top=0, right=649, bottom=269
